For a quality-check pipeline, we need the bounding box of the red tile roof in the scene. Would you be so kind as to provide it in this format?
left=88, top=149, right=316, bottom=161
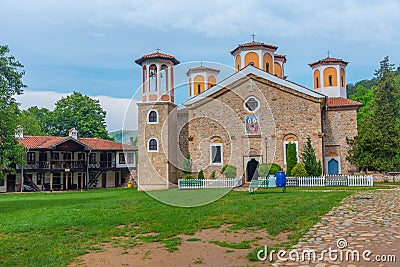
left=327, top=97, right=362, bottom=107
left=230, top=41, right=278, bottom=54
left=309, top=57, right=349, bottom=67
left=135, top=52, right=180, bottom=65
left=274, top=54, right=287, bottom=63
left=19, top=136, right=137, bottom=151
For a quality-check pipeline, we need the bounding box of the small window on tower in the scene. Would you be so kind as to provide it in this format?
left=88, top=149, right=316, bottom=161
left=328, top=75, right=333, bottom=86
left=266, top=63, right=270, bottom=73
left=148, top=110, right=158, bottom=123
left=341, top=76, right=344, bottom=87
left=316, top=77, right=319, bottom=88
left=197, top=84, right=201, bottom=95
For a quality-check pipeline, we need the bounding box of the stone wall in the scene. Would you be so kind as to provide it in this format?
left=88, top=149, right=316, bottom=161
left=186, top=75, right=325, bottom=180
left=324, top=107, right=359, bottom=175
left=137, top=102, right=178, bottom=190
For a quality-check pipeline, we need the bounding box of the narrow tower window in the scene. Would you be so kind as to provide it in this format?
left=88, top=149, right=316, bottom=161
left=341, top=76, right=344, bottom=87
left=266, top=63, right=270, bottom=73
left=197, top=84, right=201, bottom=95
left=328, top=75, right=333, bottom=86
left=316, top=77, right=319, bottom=88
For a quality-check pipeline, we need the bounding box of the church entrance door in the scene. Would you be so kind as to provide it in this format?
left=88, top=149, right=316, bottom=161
left=328, top=158, right=339, bottom=175
left=246, top=158, right=259, bottom=182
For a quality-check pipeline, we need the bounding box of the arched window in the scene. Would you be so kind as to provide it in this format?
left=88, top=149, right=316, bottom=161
left=148, top=110, right=158, bottom=123
left=210, top=139, right=223, bottom=165
left=149, top=64, right=157, bottom=92
left=148, top=138, right=158, bottom=152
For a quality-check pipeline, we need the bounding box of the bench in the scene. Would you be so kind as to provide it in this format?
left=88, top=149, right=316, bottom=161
left=249, top=178, right=286, bottom=193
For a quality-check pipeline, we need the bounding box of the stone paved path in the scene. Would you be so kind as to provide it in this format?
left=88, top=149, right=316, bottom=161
left=272, top=187, right=400, bottom=267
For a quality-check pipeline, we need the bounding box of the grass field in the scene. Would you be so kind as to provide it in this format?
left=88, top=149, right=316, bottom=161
left=0, top=186, right=378, bottom=266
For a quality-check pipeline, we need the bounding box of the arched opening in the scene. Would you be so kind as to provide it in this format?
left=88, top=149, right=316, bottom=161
left=208, top=76, right=216, bottom=89
left=148, top=138, right=158, bottom=152
left=274, top=62, right=282, bottom=77
left=244, top=52, right=259, bottom=68
left=210, top=139, right=223, bottom=165
left=149, top=64, right=157, bottom=92
left=160, top=64, right=168, bottom=92
left=340, top=68, right=345, bottom=87
left=189, top=78, right=192, bottom=97
left=323, top=67, right=337, bottom=87
left=313, top=69, right=320, bottom=89
left=235, top=55, right=241, bottom=71
left=142, top=66, right=147, bottom=93
left=246, top=158, right=259, bottom=182
left=193, top=75, right=205, bottom=96
left=263, top=53, right=273, bottom=73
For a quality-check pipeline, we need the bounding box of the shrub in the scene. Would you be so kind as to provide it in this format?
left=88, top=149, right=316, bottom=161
left=197, top=170, right=204, bottom=179
left=290, top=163, right=308, bottom=177
left=258, top=163, right=283, bottom=177
left=286, top=143, right=298, bottom=176
left=300, top=137, right=322, bottom=176
left=222, top=165, right=237, bottom=178
left=210, top=171, right=216, bottom=179
left=184, top=173, right=193, bottom=180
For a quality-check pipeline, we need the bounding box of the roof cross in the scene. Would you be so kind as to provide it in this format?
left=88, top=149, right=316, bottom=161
left=155, top=47, right=161, bottom=53
left=251, top=33, right=256, bottom=42
left=326, top=50, right=331, bottom=58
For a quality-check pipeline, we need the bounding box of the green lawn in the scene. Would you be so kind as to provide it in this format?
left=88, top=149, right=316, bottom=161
left=0, top=187, right=356, bottom=266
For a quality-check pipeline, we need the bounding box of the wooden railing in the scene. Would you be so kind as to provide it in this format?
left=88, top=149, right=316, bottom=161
left=16, top=160, right=116, bottom=170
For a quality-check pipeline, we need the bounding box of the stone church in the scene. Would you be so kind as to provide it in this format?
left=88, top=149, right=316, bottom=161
left=135, top=40, right=361, bottom=191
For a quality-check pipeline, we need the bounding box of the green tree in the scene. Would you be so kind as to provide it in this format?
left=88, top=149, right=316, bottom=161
left=48, top=92, right=110, bottom=139
left=0, top=45, right=26, bottom=179
left=290, top=163, right=308, bottom=177
left=286, top=143, right=297, bottom=176
left=300, top=138, right=322, bottom=176
left=17, top=110, right=46, bottom=136
left=182, top=152, right=192, bottom=175
left=349, top=85, right=373, bottom=126
left=347, top=57, right=400, bottom=171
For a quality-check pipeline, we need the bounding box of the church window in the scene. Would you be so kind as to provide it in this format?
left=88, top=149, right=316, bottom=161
left=328, top=75, right=333, bottom=86
left=266, top=63, right=270, bottom=73
left=283, top=137, right=298, bottom=164
left=148, top=138, right=158, bottom=152
left=341, top=76, right=344, bottom=87
left=148, top=110, right=158, bottom=123
left=197, top=84, right=201, bottom=95
left=244, top=96, right=260, bottom=112
left=316, top=77, right=319, bottom=88
left=210, top=143, right=223, bottom=165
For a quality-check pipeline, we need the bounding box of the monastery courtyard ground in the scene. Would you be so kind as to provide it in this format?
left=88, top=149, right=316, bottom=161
left=0, top=185, right=398, bottom=266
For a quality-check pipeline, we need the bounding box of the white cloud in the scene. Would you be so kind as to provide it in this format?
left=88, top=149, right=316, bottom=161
left=16, top=91, right=137, bottom=132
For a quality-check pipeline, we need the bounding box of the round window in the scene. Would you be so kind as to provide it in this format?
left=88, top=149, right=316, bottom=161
left=244, top=97, right=260, bottom=112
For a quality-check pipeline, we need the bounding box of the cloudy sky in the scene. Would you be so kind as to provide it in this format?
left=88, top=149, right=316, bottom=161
left=2, top=0, right=400, bottom=131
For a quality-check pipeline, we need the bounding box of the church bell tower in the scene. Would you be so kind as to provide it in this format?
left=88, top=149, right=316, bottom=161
left=309, top=55, right=348, bottom=98
left=135, top=51, right=180, bottom=191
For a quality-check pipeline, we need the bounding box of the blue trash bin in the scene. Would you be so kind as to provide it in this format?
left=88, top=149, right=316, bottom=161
left=276, top=171, right=286, bottom=188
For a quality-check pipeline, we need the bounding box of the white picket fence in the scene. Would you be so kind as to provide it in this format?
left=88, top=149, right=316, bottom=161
left=286, top=175, right=373, bottom=187
left=178, top=177, right=242, bottom=190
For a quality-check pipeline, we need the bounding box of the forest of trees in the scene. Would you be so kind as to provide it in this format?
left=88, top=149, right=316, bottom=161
left=347, top=57, right=400, bottom=172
